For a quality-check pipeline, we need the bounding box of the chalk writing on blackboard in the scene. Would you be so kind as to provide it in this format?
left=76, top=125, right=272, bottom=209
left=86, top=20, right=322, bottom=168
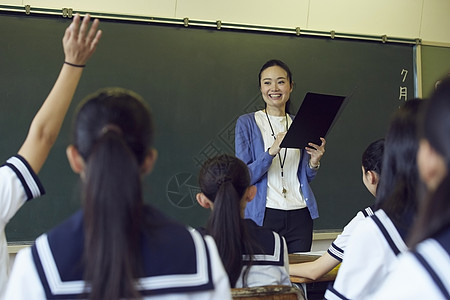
left=399, top=69, right=409, bottom=101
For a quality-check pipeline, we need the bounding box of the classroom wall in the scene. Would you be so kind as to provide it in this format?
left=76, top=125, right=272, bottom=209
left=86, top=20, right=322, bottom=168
left=421, top=45, right=450, bottom=97
left=1, top=0, right=449, bottom=44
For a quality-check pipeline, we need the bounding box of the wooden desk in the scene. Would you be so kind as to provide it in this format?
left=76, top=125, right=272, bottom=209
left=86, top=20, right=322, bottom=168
left=288, top=254, right=339, bottom=284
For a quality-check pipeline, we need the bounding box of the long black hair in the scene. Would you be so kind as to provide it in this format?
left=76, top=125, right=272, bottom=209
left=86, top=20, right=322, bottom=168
left=375, top=99, right=425, bottom=238
left=258, top=59, right=293, bottom=114
left=198, top=154, right=256, bottom=287
left=409, top=77, right=450, bottom=247
left=72, top=88, right=153, bottom=300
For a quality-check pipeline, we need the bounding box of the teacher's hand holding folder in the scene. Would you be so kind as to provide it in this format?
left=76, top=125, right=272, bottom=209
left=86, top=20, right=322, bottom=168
left=305, top=137, right=326, bottom=169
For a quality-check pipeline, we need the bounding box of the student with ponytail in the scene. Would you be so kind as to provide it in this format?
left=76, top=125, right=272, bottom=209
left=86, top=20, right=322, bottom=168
left=5, top=88, right=231, bottom=300
left=197, top=154, right=290, bottom=288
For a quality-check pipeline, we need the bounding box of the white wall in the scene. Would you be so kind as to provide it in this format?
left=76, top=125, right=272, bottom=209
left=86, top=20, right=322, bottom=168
left=1, top=0, right=449, bottom=44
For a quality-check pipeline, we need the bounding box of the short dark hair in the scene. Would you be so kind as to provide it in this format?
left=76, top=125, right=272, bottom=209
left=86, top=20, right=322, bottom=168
left=361, top=138, right=385, bottom=175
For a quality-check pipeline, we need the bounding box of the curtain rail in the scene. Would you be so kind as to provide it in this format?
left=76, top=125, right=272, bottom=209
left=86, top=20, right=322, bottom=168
left=0, top=4, right=421, bottom=45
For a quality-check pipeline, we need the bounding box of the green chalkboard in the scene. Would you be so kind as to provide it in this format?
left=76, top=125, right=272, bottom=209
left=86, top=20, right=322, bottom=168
left=0, top=12, right=415, bottom=242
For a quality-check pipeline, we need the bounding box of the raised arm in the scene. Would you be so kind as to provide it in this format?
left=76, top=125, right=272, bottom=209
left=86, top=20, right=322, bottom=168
left=18, top=14, right=102, bottom=174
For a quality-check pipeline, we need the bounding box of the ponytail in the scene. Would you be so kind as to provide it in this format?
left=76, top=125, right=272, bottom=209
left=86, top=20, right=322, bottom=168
left=207, top=180, right=245, bottom=287
left=71, top=88, right=153, bottom=299
left=199, top=154, right=257, bottom=288
left=83, top=130, right=142, bottom=300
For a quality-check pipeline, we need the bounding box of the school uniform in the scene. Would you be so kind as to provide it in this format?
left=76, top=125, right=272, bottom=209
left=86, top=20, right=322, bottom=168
left=327, top=206, right=374, bottom=262
left=4, top=209, right=231, bottom=300
left=0, top=155, right=45, bottom=295
left=324, top=209, right=408, bottom=300
left=235, top=219, right=291, bottom=288
left=363, top=227, right=450, bottom=300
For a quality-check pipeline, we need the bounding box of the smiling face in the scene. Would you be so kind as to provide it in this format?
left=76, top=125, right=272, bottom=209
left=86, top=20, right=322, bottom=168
left=259, top=65, right=293, bottom=116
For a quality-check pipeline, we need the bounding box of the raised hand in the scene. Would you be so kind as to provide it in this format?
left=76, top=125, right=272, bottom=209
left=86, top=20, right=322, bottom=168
left=63, top=13, right=102, bottom=66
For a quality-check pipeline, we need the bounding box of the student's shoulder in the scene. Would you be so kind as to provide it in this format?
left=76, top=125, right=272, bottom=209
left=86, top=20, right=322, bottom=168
left=0, top=155, right=45, bottom=199
left=360, top=205, right=375, bottom=217
left=343, top=206, right=375, bottom=229
left=351, top=209, right=408, bottom=255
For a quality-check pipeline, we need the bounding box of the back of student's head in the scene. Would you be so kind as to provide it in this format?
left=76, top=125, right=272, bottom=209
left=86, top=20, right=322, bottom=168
left=410, top=77, right=450, bottom=246
left=362, top=138, right=385, bottom=175
left=198, top=154, right=250, bottom=202
left=375, top=99, right=425, bottom=236
left=72, top=87, right=153, bottom=300
left=361, top=138, right=384, bottom=195
left=198, top=154, right=252, bottom=287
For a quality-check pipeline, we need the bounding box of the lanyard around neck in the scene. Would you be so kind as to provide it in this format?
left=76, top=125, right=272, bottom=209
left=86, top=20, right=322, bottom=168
left=264, top=109, right=288, bottom=177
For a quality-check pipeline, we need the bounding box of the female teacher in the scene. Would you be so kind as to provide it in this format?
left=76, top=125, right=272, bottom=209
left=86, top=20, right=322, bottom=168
left=235, top=59, right=325, bottom=253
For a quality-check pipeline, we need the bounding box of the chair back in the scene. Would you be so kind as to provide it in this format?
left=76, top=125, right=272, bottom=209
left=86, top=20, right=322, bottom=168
left=231, top=285, right=306, bottom=300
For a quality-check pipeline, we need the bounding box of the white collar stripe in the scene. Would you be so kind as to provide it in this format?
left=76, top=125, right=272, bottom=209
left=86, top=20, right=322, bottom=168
left=6, top=155, right=44, bottom=199
left=35, top=234, right=86, bottom=294
left=371, top=210, right=408, bottom=255
left=414, top=239, right=450, bottom=296
left=363, top=207, right=374, bottom=217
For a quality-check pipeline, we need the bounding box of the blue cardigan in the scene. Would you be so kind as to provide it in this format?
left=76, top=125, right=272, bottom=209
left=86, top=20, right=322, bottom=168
left=235, top=112, right=319, bottom=226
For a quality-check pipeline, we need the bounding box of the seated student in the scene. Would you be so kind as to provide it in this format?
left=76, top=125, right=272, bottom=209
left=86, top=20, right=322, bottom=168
left=364, top=77, right=450, bottom=299
left=196, top=154, right=291, bottom=288
left=0, top=14, right=101, bottom=296
left=5, top=88, right=231, bottom=300
left=289, top=138, right=384, bottom=281
left=324, top=99, right=425, bottom=300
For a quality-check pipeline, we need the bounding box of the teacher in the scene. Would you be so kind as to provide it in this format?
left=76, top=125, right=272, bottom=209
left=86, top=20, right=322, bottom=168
left=235, top=59, right=325, bottom=253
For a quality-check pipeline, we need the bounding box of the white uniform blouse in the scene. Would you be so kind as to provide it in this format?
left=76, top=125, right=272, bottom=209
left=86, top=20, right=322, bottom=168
left=327, top=206, right=374, bottom=262
left=363, top=231, right=450, bottom=300
left=324, top=209, right=408, bottom=300
left=0, top=155, right=45, bottom=297
left=5, top=210, right=231, bottom=300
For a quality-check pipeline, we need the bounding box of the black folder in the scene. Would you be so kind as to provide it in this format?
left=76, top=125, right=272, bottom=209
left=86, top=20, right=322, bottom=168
left=280, top=92, right=347, bottom=149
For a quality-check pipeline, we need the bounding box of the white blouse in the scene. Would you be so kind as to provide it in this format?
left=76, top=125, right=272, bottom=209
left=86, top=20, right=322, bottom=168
left=254, top=110, right=306, bottom=210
